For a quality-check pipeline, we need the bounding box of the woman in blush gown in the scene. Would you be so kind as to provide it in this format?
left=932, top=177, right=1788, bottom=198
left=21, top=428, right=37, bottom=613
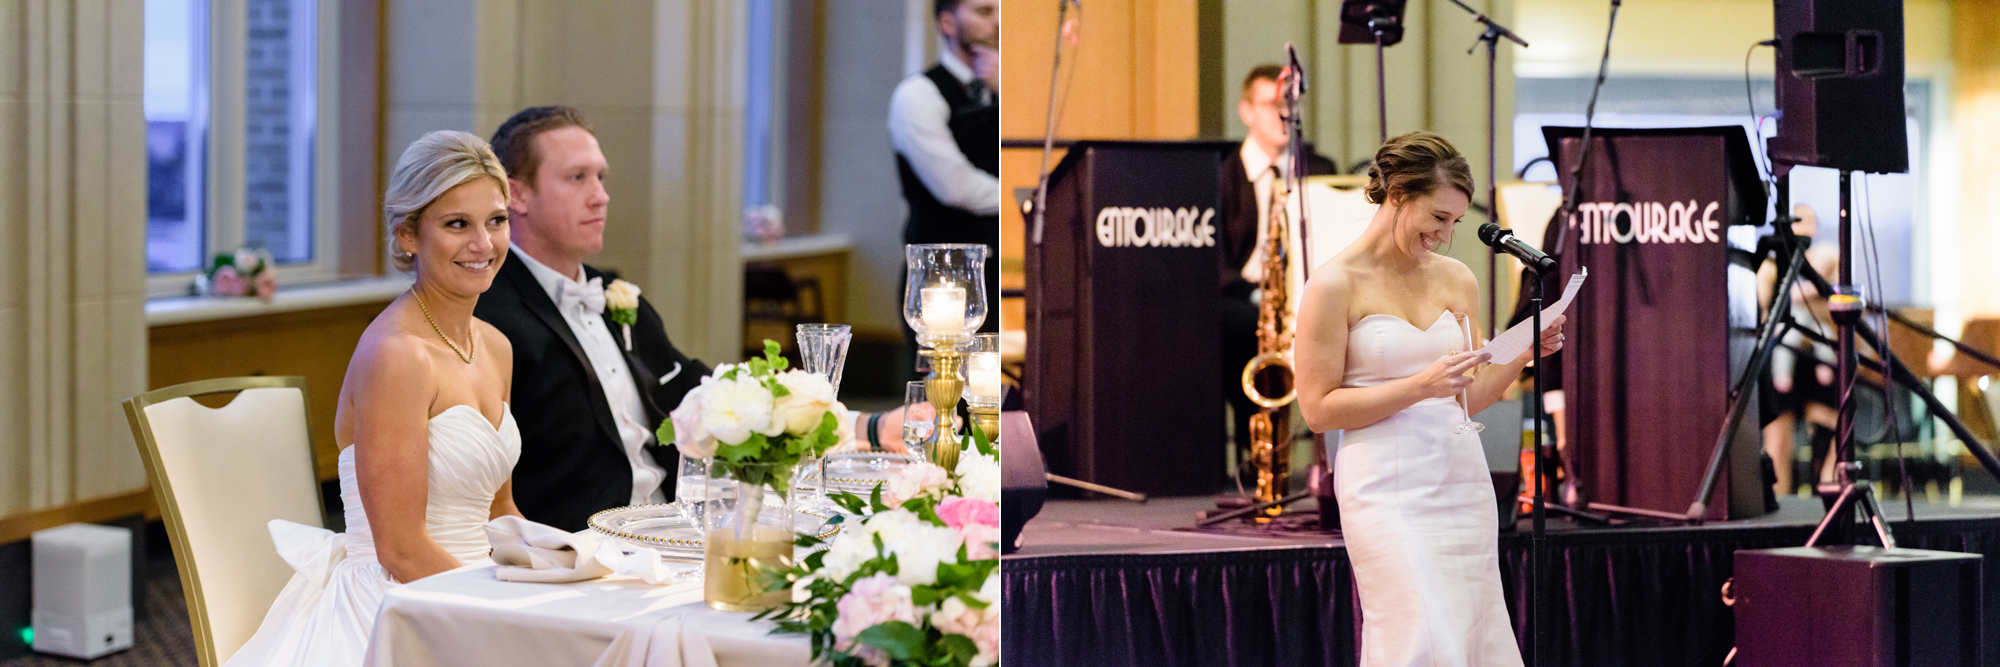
left=224, top=130, right=523, bottom=666
left=1293, top=132, right=1566, bottom=667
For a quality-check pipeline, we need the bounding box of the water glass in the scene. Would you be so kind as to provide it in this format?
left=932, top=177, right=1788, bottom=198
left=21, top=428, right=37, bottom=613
left=902, top=381, right=937, bottom=458
left=795, top=323, right=853, bottom=398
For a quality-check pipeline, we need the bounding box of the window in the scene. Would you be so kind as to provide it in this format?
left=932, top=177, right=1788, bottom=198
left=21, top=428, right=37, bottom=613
left=145, top=0, right=340, bottom=298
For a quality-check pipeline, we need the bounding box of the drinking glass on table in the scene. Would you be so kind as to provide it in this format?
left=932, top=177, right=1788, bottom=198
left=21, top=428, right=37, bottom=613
left=902, top=381, right=937, bottom=459
left=1451, top=312, right=1486, bottom=435
left=795, top=323, right=852, bottom=513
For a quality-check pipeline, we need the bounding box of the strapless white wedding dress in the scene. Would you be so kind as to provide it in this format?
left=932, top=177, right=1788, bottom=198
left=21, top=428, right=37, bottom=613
left=1333, top=313, right=1523, bottom=667
left=224, top=404, right=520, bottom=667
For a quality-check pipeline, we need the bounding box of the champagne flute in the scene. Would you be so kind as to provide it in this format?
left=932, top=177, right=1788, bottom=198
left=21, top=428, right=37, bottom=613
left=1452, top=312, right=1486, bottom=435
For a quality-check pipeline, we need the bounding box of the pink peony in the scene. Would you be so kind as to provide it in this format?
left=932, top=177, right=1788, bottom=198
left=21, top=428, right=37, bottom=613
left=885, top=462, right=952, bottom=506
left=212, top=266, right=247, bottom=297
left=832, top=573, right=918, bottom=666
left=254, top=270, right=277, bottom=303
left=936, top=496, right=1001, bottom=560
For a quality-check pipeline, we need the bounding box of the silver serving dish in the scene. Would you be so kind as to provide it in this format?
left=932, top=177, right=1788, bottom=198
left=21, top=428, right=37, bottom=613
left=588, top=503, right=841, bottom=557
left=809, top=451, right=920, bottom=496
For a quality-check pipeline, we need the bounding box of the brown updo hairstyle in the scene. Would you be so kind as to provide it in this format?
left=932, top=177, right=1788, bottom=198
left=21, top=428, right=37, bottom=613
left=1362, top=131, right=1475, bottom=207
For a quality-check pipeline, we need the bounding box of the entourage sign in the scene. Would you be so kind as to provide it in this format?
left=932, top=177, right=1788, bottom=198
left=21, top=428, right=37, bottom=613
left=1095, top=206, right=1218, bottom=248
left=1569, top=200, right=1723, bottom=245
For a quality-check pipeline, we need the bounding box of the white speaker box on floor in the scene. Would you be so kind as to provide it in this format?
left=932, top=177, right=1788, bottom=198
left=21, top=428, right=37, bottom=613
left=31, top=523, right=133, bottom=659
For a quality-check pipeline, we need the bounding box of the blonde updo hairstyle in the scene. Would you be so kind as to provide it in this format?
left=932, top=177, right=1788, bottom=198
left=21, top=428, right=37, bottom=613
left=383, top=130, right=510, bottom=273
left=1363, top=131, right=1475, bottom=209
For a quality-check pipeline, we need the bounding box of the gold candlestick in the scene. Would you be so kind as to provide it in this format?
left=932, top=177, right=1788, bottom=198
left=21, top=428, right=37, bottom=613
left=967, top=404, right=1000, bottom=446
left=920, top=339, right=967, bottom=472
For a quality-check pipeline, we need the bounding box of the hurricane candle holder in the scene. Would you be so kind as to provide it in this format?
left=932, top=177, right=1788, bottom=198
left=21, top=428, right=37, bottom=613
left=904, top=244, right=988, bottom=472
left=964, top=333, right=1002, bottom=442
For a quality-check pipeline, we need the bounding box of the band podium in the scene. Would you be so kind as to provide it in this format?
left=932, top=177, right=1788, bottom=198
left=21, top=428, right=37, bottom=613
left=1543, top=126, right=1771, bottom=520
left=1025, top=141, right=1235, bottom=498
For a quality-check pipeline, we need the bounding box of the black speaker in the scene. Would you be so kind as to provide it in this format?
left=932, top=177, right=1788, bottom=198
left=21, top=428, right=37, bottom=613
left=1770, top=0, right=1909, bottom=174
left=1734, top=546, right=1982, bottom=666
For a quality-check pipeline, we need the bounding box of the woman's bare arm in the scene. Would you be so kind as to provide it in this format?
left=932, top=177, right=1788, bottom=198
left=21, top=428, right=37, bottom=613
left=350, top=334, right=462, bottom=583
left=1296, top=267, right=1485, bottom=432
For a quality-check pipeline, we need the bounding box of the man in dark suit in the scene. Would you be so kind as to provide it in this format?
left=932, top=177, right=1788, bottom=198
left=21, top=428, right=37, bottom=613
left=474, top=106, right=710, bottom=532
left=1219, top=65, right=1337, bottom=489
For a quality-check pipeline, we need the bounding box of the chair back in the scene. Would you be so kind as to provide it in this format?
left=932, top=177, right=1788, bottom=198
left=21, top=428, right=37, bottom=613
left=124, top=377, right=324, bottom=667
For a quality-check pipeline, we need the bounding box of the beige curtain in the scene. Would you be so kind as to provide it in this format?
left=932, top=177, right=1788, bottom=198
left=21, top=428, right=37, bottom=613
left=0, top=0, right=151, bottom=517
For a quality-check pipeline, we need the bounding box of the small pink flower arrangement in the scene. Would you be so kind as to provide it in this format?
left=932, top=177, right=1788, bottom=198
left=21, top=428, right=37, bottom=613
left=194, top=246, right=277, bottom=303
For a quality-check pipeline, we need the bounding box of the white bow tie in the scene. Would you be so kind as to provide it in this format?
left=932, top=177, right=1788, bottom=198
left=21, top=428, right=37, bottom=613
left=558, top=276, right=606, bottom=315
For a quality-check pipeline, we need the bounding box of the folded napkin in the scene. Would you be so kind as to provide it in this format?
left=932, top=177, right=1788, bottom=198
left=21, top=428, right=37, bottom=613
left=485, top=516, right=698, bottom=585
left=487, top=515, right=614, bottom=583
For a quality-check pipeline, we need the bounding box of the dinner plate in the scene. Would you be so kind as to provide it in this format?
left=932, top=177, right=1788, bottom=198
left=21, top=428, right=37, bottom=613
left=809, top=451, right=920, bottom=496
left=588, top=503, right=842, bottom=557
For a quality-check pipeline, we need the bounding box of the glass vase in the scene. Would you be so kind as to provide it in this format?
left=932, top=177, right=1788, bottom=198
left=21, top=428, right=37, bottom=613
left=700, top=462, right=796, bottom=612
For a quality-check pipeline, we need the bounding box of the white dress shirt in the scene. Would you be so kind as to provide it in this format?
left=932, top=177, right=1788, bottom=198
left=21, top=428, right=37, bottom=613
left=511, top=245, right=667, bottom=505
left=887, top=46, right=1000, bottom=216
left=1239, top=139, right=1291, bottom=284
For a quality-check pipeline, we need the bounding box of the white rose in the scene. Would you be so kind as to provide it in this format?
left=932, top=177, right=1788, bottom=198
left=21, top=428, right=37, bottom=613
left=604, top=279, right=641, bottom=312
left=771, top=370, right=837, bottom=436
left=953, top=451, right=1001, bottom=502
left=233, top=247, right=260, bottom=273
left=699, top=374, right=779, bottom=445
left=668, top=384, right=718, bottom=459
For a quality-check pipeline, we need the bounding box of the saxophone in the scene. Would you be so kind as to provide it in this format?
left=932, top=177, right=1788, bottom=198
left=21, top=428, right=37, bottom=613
left=1243, top=170, right=1300, bottom=521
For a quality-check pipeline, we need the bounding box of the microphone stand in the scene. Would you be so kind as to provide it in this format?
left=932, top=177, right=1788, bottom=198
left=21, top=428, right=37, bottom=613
left=1526, top=264, right=1549, bottom=667
left=1442, top=0, right=1527, bottom=340
left=1029, top=0, right=1072, bottom=247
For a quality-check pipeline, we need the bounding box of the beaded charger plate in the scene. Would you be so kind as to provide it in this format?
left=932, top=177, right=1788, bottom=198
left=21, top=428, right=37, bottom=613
left=807, top=452, right=920, bottom=496
left=588, top=503, right=842, bottom=558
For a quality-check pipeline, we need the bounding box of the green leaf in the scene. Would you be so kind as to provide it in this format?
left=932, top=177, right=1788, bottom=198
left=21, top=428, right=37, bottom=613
left=830, top=490, right=869, bottom=515
left=938, top=634, right=980, bottom=663
left=657, top=419, right=675, bottom=446
left=970, top=420, right=995, bottom=457
left=853, top=621, right=926, bottom=661
left=869, top=483, right=888, bottom=513
left=911, top=585, right=942, bottom=607
left=955, top=592, right=989, bottom=610
left=611, top=309, right=637, bottom=326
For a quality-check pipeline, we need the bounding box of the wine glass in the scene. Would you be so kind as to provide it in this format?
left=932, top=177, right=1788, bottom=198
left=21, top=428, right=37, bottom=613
left=794, top=323, right=851, bottom=513
left=902, top=381, right=937, bottom=459
left=1452, top=312, right=1486, bottom=435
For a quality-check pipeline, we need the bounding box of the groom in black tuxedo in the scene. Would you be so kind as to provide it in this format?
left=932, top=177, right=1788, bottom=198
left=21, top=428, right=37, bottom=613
left=475, top=106, right=710, bottom=532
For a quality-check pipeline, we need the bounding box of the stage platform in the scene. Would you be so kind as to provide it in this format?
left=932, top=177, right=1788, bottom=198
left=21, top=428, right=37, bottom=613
left=1002, top=495, right=2000, bottom=666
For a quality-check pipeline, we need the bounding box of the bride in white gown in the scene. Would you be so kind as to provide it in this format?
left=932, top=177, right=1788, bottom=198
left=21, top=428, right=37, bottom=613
left=225, top=130, right=522, bottom=667
left=1294, top=132, right=1565, bottom=667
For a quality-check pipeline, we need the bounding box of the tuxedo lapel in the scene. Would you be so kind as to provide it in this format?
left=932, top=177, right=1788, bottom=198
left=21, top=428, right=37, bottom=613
left=502, top=249, right=623, bottom=448
left=585, top=267, right=669, bottom=426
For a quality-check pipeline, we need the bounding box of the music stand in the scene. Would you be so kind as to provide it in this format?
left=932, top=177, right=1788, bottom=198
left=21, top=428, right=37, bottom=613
left=1337, top=0, right=1407, bottom=143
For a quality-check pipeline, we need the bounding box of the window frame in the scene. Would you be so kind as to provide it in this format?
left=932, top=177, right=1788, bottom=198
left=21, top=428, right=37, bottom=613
left=146, top=0, right=343, bottom=299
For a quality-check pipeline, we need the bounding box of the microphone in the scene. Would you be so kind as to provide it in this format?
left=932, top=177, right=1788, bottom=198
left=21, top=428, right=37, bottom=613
left=1478, top=222, right=1557, bottom=275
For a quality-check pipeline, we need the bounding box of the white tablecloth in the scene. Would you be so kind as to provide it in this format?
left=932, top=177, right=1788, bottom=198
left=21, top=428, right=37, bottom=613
left=364, top=565, right=811, bottom=667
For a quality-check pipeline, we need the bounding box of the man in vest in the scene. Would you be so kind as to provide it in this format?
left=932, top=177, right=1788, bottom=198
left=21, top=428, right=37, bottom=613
left=889, top=0, right=999, bottom=347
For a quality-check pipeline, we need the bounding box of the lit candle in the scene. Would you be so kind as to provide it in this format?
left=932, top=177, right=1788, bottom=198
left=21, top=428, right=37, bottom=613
left=920, top=286, right=966, bottom=336
left=967, top=352, right=1002, bottom=402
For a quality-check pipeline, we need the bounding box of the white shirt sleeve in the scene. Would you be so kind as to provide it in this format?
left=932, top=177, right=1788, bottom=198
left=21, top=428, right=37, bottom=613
left=887, top=75, right=1001, bottom=216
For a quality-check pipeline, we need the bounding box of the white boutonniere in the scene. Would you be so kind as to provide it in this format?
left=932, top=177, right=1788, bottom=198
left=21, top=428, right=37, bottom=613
left=605, top=279, right=641, bottom=351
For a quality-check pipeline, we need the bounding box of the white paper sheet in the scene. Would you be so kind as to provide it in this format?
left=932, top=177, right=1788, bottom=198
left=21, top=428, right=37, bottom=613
left=1478, top=268, right=1587, bottom=363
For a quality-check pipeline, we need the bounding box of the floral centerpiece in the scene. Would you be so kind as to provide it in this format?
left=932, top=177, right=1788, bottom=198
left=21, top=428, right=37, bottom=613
left=193, top=246, right=277, bottom=302
left=759, top=427, right=1003, bottom=667
left=660, top=341, right=848, bottom=611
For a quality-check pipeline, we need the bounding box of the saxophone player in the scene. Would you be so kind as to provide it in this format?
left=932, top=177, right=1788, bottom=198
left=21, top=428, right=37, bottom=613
left=1219, top=64, right=1338, bottom=490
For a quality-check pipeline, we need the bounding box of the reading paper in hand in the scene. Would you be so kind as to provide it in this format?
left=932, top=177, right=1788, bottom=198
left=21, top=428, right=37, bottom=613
left=1478, top=268, right=1587, bottom=363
